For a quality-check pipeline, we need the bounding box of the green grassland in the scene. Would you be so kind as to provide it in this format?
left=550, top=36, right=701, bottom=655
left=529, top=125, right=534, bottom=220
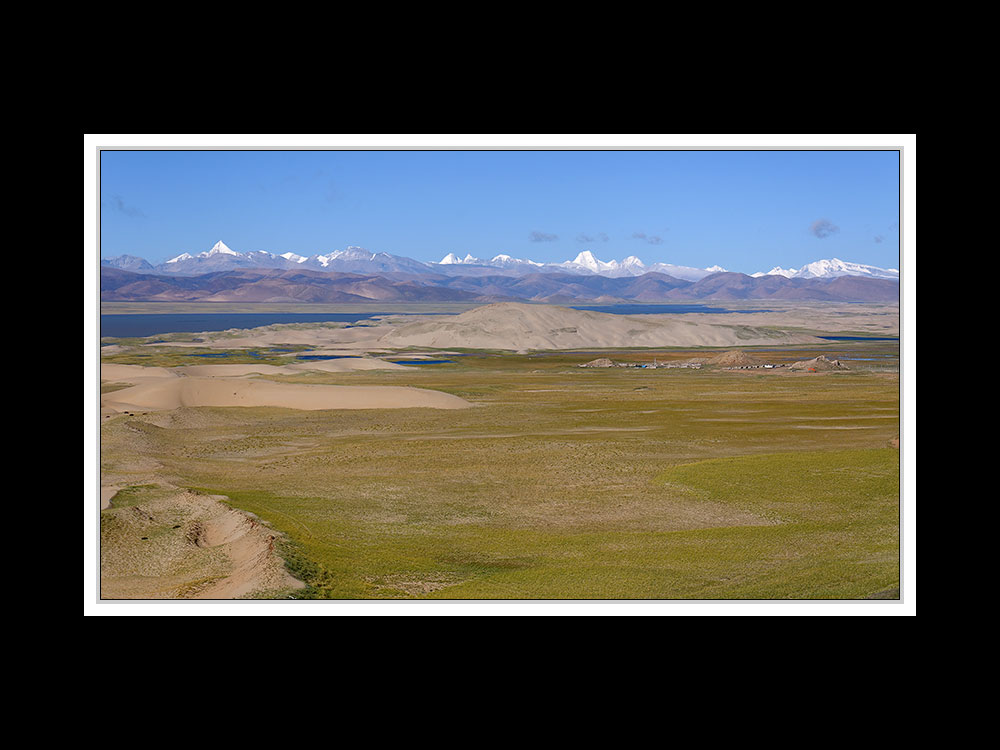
left=100, top=340, right=900, bottom=599
left=100, top=345, right=313, bottom=367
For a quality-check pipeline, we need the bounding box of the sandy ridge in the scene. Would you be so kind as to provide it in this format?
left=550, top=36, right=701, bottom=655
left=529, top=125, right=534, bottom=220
left=101, top=358, right=470, bottom=414
left=101, top=377, right=471, bottom=413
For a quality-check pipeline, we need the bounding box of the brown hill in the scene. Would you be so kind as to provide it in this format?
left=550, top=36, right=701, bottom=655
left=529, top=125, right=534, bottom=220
left=789, top=355, right=850, bottom=371
left=708, top=350, right=766, bottom=367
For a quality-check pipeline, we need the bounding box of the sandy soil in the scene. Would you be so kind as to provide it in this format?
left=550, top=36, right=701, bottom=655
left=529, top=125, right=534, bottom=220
left=666, top=302, right=900, bottom=337
left=101, top=363, right=180, bottom=382
left=378, top=303, right=823, bottom=350
left=187, top=498, right=303, bottom=599
left=101, top=486, right=121, bottom=510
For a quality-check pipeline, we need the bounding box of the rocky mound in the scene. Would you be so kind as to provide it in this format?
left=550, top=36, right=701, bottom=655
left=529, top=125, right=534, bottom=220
left=579, top=358, right=616, bottom=368
left=789, top=355, right=850, bottom=371
left=708, top=350, right=765, bottom=367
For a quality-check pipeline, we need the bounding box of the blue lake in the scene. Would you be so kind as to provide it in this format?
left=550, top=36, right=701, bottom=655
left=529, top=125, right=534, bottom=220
left=296, top=355, right=360, bottom=360
left=817, top=336, right=899, bottom=341
left=100, top=312, right=393, bottom=338
left=193, top=351, right=261, bottom=359
left=191, top=348, right=302, bottom=358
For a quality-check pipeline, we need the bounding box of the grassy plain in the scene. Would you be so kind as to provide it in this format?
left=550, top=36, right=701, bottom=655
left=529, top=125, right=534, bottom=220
left=100, top=339, right=900, bottom=600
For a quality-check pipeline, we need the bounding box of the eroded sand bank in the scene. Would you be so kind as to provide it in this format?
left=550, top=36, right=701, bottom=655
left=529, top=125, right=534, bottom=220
left=100, top=486, right=305, bottom=600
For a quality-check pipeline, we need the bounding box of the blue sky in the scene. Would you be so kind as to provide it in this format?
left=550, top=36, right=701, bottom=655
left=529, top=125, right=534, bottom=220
left=99, top=149, right=901, bottom=273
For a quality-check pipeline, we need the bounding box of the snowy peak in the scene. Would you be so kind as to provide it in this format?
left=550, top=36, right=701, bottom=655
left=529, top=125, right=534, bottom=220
left=440, top=252, right=483, bottom=265
left=798, top=258, right=899, bottom=279
left=331, top=246, right=376, bottom=260
left=314, top=246, right=378, bottom=266
left=753, top=258, right=898, bottom=280
left=204, top=240, right=238, bottom=257
left=438, top=252, right=543, bottom=268
left=166, top=241, right=240, bottom=263
left=151, top=241, right=439, bottom=276
left=555, top=252, right=717, bottom=280
left=427, top=250, right=720, bottom=280
left=753, top=266, right=796, bottom=278
left=490, top=254, right=541, bottom=267
left=567, top=250, right=611, bottom=272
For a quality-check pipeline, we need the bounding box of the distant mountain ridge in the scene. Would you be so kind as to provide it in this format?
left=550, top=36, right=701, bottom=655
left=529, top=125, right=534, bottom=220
left=101, top=240, right=899, bottom=282
left=101, top=264, right=900, bottom=304
left=101, top=254, right=155, bottom=272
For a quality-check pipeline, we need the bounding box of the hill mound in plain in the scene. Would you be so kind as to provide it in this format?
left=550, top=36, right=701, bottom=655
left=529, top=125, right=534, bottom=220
left=377, top=302, right=820, bottom=351
left=708, top=350, right=766, bottom=367
left=789, top=355, right=850, bottom=371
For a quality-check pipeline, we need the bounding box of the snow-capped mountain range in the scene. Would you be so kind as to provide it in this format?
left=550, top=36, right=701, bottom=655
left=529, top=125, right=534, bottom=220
left=751, top=258, right=899, bottom=281
left=439, top=250, right=725, bottom=281
left=102, top=240, right=899, bottom=282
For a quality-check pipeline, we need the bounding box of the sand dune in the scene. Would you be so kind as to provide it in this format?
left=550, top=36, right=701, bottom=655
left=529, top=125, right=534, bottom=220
left=287, top=358, right=412, bottom=373
left=102, top=358, right=411, bottom=385
left=378, top=302, right=822, bottom=350
left=174, top=363, right=289, bottom=378
left=101, top=377, right=470, bottom=413
left=130, top=302, right=895, bottom=354
left=101, top=363, right=180, bottom=383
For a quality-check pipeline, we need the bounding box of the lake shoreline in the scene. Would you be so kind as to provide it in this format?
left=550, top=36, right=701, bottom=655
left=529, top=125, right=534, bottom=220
left=101, top=302, right=790, bottom=339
